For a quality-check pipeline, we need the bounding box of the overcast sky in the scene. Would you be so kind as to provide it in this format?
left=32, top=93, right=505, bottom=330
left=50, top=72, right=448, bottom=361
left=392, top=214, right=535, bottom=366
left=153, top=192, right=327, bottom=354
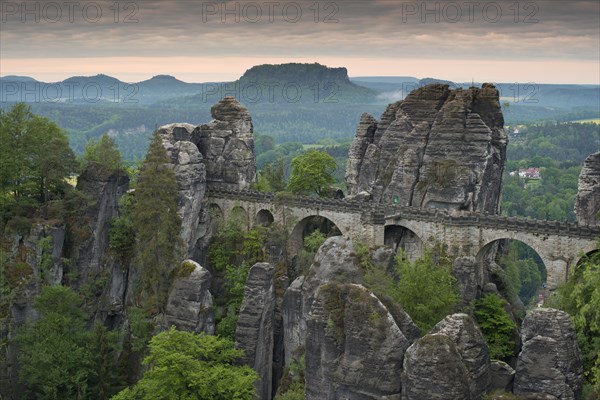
left=1, top=0, right=599, bottom=83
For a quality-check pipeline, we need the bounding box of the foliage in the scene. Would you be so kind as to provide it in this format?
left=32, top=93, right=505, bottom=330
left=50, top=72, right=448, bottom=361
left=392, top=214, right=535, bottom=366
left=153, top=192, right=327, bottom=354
left=392, top=251, right=459, bottom=332
left=502, top=122, right=600, bottom=222
left=364, top=249, right=459, bottom=333
left=208, top=210, right=245, bottom=271
left=498, top=241, right=544, bottom=305
left=111, top=327, right=258, bottom=400
left=474, top=294, right=517, bottom=360
left=275, top=353, right=305, bottom=400
left=81, top=133, right=124, bottom=175
left=131, top=131, right=182, bottom=312
left=16, top=285, right=119, bottom=399
left=287, top=149, right=337, bottom=197
left=296, top=229, right=327, bottom=274
left=0, top=103, right=77, bottom=218
left=88, top=323, right=123, bottom=399
left=253, top=158, right=287, bottom=193
left=208, top=215, right=267, bottom=340
left=128, top=307, right=154, bottom=353
left=216, top=262, right=251, bottom=340
left=108, top=193, right=136, bottom=257
left=303, top=230, right=327, bottom=253
left=355, top=243, right=374, bottom=272
left=547, top=250, right=600, bottom=392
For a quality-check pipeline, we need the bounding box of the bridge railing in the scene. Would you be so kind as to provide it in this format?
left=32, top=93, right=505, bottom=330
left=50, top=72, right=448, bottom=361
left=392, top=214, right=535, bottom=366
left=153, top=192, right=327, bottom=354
left=205, top=185, right=600, bottom=239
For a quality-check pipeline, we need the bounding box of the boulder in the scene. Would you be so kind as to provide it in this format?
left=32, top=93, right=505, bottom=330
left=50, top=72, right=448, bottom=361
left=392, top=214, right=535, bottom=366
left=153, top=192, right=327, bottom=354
left=164, top=260, right=214, bottom=334
left=430, top=313, right=491, bottom=398
left=305, top=283, right=409, bottom=399
left=574, top=152, right=600, bottom=226
left=490, top=360, right=515, bottom=393
left=514, top=308, right=584, bottom=400
left=235, top=263, right=275, bottom=400
left=402, top=333, right=472, bottom=400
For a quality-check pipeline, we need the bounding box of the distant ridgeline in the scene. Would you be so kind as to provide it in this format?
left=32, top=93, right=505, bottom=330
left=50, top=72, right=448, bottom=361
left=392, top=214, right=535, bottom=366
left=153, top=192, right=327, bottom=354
left=0, top=63, right=598, bottom=161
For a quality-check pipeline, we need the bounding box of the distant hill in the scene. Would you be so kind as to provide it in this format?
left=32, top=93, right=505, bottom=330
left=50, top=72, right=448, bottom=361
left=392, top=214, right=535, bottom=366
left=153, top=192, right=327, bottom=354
left=0, top=73, right=207, bottom=105
left=1, top=66, right=598, bottom=161
left=197, top=63, right=379, bottom=104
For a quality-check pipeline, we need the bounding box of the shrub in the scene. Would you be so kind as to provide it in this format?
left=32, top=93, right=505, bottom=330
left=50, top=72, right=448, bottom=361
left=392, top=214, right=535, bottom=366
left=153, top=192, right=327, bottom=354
left=474, top=294, right=517, bottom=359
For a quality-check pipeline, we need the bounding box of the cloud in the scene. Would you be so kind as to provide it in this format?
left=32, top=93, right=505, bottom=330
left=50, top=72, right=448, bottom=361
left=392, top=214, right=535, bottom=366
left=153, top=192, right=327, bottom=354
left=1, top=1, right=598, bottom=82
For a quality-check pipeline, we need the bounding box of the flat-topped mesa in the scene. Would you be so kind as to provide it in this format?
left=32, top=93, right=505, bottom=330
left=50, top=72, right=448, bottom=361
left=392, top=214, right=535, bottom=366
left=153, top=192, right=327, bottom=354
left=345, top=83, right=507, bottom=214
left=575, top=152, right=600, bottom=226
left=191, top=96, right=256, bottom=189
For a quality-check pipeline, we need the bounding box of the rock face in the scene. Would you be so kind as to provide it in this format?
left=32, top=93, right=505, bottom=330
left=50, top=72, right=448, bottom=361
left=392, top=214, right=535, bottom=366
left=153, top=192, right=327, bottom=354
left=305, top=283, right=409, bottom=399
left=402, top=333, right=472, bottom=400
left=192, top=97, right=256, bottom=189
left=575, top=152, right=600, bottom=226
left=453, top=256, right=486, bottom=306
left=514, top=308, right=584, bottom=400
left=158, top=124, right=207, bottom=258
left=282, top=237, right=363, bottom=363
left=164, top=260, right=214, bottom=334
left=430, top=313, right=491, bottom=399
left=74, top=166, right=130, bottom=286
left=345, top=83, right=507, bottom=213
left=235, top=263, right=275, bottom=400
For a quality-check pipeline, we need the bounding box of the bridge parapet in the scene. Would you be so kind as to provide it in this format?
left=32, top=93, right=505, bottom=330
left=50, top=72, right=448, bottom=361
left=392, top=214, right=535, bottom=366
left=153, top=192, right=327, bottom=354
left=205, top=185, right=600, bottom=239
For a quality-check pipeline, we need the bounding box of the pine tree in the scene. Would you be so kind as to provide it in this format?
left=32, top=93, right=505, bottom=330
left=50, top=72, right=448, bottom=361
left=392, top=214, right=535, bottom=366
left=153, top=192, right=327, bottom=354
left=131, top=132, right=182, bottom=312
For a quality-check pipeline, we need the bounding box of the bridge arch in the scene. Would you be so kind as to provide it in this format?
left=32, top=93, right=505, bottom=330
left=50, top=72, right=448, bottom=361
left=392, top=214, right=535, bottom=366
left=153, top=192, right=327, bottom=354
left=384, top=224, right=424, bottom=261
left=288, top=215, right=343, bottom=256
left=476, top=238, right=548, bottom=303
left=255, top=209, right=274, bottom=227
left=208, top=203, right=224, bottom=220
left=231, top=205, right=249, bottom=230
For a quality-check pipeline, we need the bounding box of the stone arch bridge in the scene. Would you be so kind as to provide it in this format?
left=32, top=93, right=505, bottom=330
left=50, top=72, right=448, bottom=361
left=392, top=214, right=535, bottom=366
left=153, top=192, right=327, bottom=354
left=206, top=185, right=600, bottom=289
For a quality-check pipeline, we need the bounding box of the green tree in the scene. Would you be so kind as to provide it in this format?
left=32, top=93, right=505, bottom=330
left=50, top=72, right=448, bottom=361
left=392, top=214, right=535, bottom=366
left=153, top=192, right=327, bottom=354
left=0, top=103, right=76, bottom=215
left=131, top=132, right=182, bottom=312
left=17, top=286, right=92, bottom=399
left=548, top=250, right=600, bottom=394
left=392, top=251, right=459, bottom=332
left=474, top=294, right=517, bottom=359
left=364, top=250, right=459, bottom=333
left=111, top=327, right=258, bottom=400
left=81, top=133, right=124, bottom=175
left=258, top=157, right=286, bottom=192
left=287, top=149, right=336, bottom=197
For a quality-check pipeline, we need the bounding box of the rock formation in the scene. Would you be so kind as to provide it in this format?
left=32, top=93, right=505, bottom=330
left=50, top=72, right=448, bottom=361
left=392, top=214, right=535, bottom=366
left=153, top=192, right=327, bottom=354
left=453, top=256, right=486, bottom=306
left=575, top=151, right=600, bottom=226
left=402, top=333, right=472, bottom=400
left=73, top=166, right=130, bottom=286
left=191, top=96, right=256, bottom=189
left=305, top=283, right=409, bottom=399
left=164, top=260, right=214, bottom=334
left=235, top=263, right=275, bottom=400
left=430, top=313, right=491, bottom=399
left=283, top=237, right=363, bottom=363
left=345, top=83, right=507, bottom=213
left=514, top=308, right=584, bottom=400
left=158, top=124, right=206, bottom=257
